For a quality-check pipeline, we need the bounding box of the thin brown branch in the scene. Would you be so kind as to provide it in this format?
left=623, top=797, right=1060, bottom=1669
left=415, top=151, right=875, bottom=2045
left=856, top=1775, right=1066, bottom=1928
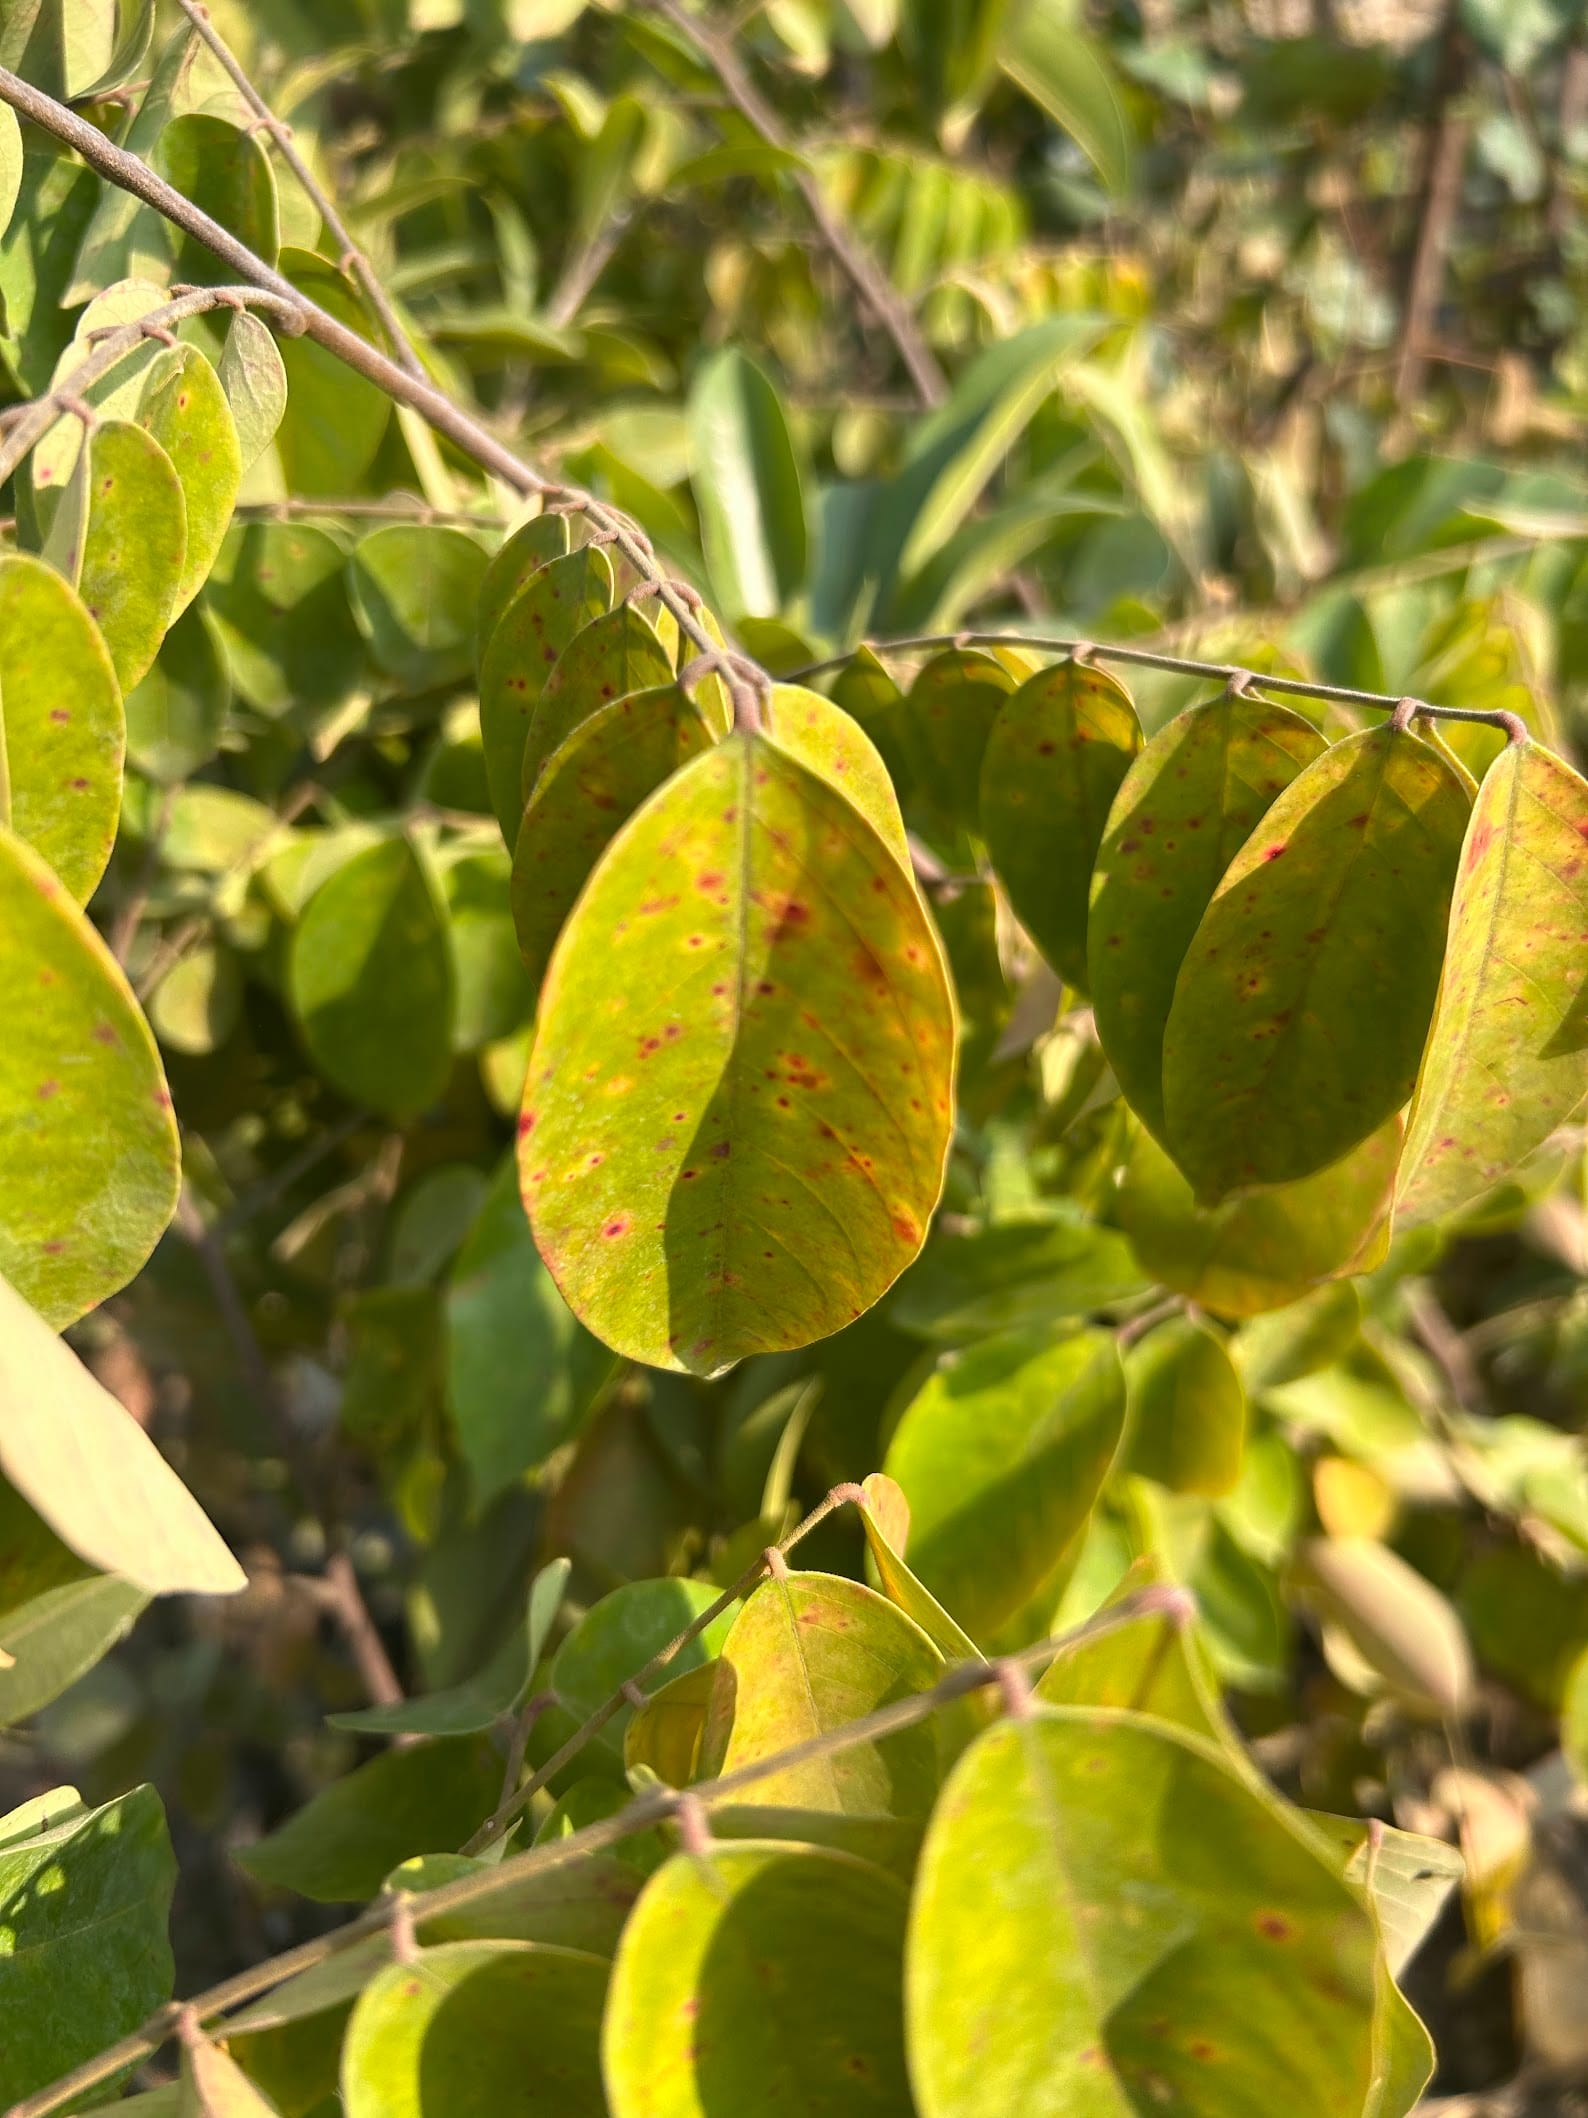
left=7, top=1584, right=1186, bottom=2118
left=170, top=0, right=427, bottom=380
left=639, top=0, right=947, bottom=408
left=1394, top=9, right=1471, bottom=409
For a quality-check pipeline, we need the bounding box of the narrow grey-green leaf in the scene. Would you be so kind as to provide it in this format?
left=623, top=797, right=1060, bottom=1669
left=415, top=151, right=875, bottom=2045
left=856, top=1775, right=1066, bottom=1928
left=0, top=1573, right=148, bottom=1726
left=688, top=346, right=808, bottom=621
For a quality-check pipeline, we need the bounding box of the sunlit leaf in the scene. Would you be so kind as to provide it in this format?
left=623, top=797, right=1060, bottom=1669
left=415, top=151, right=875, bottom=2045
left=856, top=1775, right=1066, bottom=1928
left=50, top=417, right=187, bottom=693
left=0, top=824, right=179, bottom=1324
left=688, top=345, right=808, bottom=621
left=520, top=733, right=956, bottom=1375
left=551, top=1577, right=736, bottom=1755
left=999, top=4, right=1134, bottom=194
left=479, top=543, right=614, bottom=843
left=519, top=602, right=676, bottom=803
left=137, top=342, right=243, bottom=617
left=856, top=1471, right=982, bottom=1663
left=1297, top=1537, right=1474, bottom=1717
left=1123, top=1316, right=1247, bottom=1496
left=215, top=307, right=288, bottom=471
left=1162, top=728, right=1470, bottom=1201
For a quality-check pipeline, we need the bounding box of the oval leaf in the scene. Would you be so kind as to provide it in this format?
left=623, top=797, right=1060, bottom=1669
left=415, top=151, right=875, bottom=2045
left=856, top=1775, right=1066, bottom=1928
left=903, top=645, right=1015, bottom=832
left=350, top=524, right=488, bottom=692
left=289, top=836, right=456, bottom=1122
left=55, top=416, right=187, bottom=693
left=1299, top=1536, right=1474, bottom=1717
left=476, top=512, right=570, bottom=661
left=688, top=346, right=807, bottom=621
left=1398, top=740, right=1588, bottom=1224
left=765, top=683, right=910, bottom=867
left=603, top=1842, right=912, bottom=2118
left=0, top=822, right=179, bottom=1323
left=479, top=543, right=614, bottom=844
left=980, top=657, right=1141, bottom=988
left=1161, top=727, right=1470, bottom=1201
left=0, top=552, right=123, bottom=903
left=520, top=733, right=956, bottom=1375
left=1122, top=1316, right=1247, bottom=1496
left=1089, top=690, right=1326, bottom=1137
left=520, top=602, right=677, bottom=804
left=137, top=340, right=242, bottom=615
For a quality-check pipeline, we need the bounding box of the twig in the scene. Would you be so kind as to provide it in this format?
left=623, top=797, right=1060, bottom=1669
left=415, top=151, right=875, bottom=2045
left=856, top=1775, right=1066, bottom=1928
left=544, top=208, right=632, bottom=329
left=236, top=495, right=509, bottom=529
left=169, top=0, right=426, bottom=380
left=791, top=631, right=1533, bottom=742
left=6, top=1584, right=1185, bottom=2118
left=462, top=1478, right=863, bottom=1852
left=640, top=0, right=947, bottom=408
left=173, top=1187, right=405, bottom=1715
left=1394, top=6, right=1471, bottom=409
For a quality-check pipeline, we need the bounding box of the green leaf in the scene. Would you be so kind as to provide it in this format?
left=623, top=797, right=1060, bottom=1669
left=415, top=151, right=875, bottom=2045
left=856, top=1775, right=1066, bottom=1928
left=0, top=551, right=122, bottom=903
left=624, top=1658, right=719, bottom=1787
left=551, top=1577, right=736, bottom=1752
left=1304, top=1812, right=1463, bottom=1979
left=906, top=1708, right=1378, bottom=2118
left=330, top=1559, right=568, bottom=1737
left=206, top=521, right=364, bottom=717
left=1162, top=727, right=1471, bottom=1201
left=697, top=1572, right=944, bottom=1814
left=0, top=1783, right=177, bottom=2108
left=216, top=307, right=288, bottom=472
left=0, top=1269, right=243, bottom=1594
left=1297, top=1537, right=1474, bottom=1717
left=137, top=341, right=244, bottom=617
left=902, top=645, right=1015, bottom=832
left=1118, top=1121, right=1398, bottom=1318
left=350, top=525, right=489, bottom=691
left=443, top=1157, right=617, bottom=1506
left=998, top=3, right=1134, bottom=194
left=52, top=416, right=187, bottom=694
left=0, top=1572, right=147, bottom=1724
left=125, top=601, right=230, bottom=784
left=856, top=1471, right=982, bottom=1663
left=883, top=1327, right=1125, bottom=1642
left=0, top=102, right=22, bottom=242
left=891, top=1211, right=1149, bottom=1342
left=275, top=249, right=392, bottom=495
left=289, top=836, right=456, bottom=1121
left=764, top=682, right=910, bottom=867
left=603, top=1842, right=913, bottom=2118
left=237, top=1738, right=500, bottom=1903
left=518, top=602, right=677, bottom=805
left=0, top=824, right=180, bottom=1324
left=1035, top=1565, right=1232, bottom=1752
left=146, top=112, right=280, bottom=284
left=478, top=543, right=615, bottom=844
left=1398, top=741, right=1588, bottom=1224
left=511, top=681, right=716, bottom=994
left=475, top=512, right=570, bottom=659
left=181, top=2036, right=284, bottom=2115
left=521, top=733, right=956, bottom=1375
left=688, top=346, right=808, bottom=621
left=342, top=1940, right=609, bottom=2118
left=1123, top=1317, right=1247, bottom=1496
left=26, top=282, right=182, bottom=513
left=1088, top=691, right=1326, bottom=1139
left=979, top=657, right=1141, bottom=988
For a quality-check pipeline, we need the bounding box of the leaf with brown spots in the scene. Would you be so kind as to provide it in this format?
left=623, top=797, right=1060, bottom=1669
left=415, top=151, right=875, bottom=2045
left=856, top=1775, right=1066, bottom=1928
left=519, top=604, right=678, bottom=805
left=1118, top=1120, right=1399, bottom=1319
left=520, top=733, right=956, bottom=1374
left=1398, top=742, right=1588, bottom=1225
left=696, top=1571, right=945, bottom=1814
left=136, top=341, right=242, bottom=617
left=0, top=821, right=179, bottom=1326
left=510, top=682, right=716, bottom=995
left=907, top=1708, right=1379, bottom=2118
left=764, top=683, right=910, bottom=868
left=980, top=657, right=1142, bottom=989
left=902, top=645, right=1015, bottom=832
left=46, top=417, right=187, bottom=694
left=1161, top=726, right=1470, bottom=1203
left=0, top=553, right=123, bottom=903
left=478, top=544, right=613, bottom=845
left=604, top=1842, right=912, bottom=2118
left=475, top=510, right=570, bottom=659
left=1089, top=690, right=1326, bottom=1138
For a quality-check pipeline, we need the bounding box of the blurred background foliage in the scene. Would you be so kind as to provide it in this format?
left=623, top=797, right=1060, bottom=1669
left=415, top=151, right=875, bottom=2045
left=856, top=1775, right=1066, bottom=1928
left=9, top=2, right=1588, bottom=2108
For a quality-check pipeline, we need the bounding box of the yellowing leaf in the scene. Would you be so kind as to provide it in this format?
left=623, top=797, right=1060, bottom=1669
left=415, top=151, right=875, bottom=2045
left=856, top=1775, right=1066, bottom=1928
left=1162, top=727, right=1470, bottom=1202
left=521, top=733, right=955, bottom=1375
left=1398, top=741, right=1588, bottom=1224
left=0, top=1272, right=243, bottom=1596
left=1123, top=1316, right=1247, bottom=1496
left=0, top=822, right=179, bottom=1324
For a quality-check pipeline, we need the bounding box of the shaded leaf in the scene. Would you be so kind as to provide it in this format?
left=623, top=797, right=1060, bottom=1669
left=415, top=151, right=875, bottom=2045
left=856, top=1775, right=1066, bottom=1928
left=520, top=601, right=676, bottom=804
left=0, top=824, right=179, bottom=1324
left=181, top=2035, right=284, bottom=2116
left=0, top=1571, right=147, bottom=1725
left=625, top=1659, right=719, bottom=1788
left=1298, top=1537, right=1474, bottom=1717
left=1036, top=1564, right=1232, bottom=1752
left=980, top=657, right=1141, bottom=988
left=520, top=734, right=955, bottom=1375
left=551, top=1577, right=736, bottom=1753
left=1398, top=741, right=1588, bottom=1224
left=0, top=551, right=122, bottom=902
left=275, top=248, right=392, bottom=494
left=350, top=525, right=489, bottom=691
left=1162, top=727, right=1470, bottom=1201
left=475, top=511, right=570, bottom=661
left=1088, top=691, right=1325, bottom=1138
left=124, top=600, right=230, bottom=784
left=1123, top=1316, right=1247, bottom=1496
left=289, top=836, right=456, bottom=1121
left=891, top=1211, right=1148, bottom=1342
left=216, top=307, right=287, bottom=471
left=479, top=543, right=614, bottom=844
left=206, top=521, right=363, bottom=716
left=903, top=645, right=1014, bottom=832
left=147, top=112, right=279, bottom=284
left=999, top=4, right=1134, bottom=194
left=883, top=1327, right=1124, bottom=1641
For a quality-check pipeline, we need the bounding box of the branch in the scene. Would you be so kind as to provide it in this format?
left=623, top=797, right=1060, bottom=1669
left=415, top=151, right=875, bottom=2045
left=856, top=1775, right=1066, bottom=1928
left=1394, top=7, right=1471, bottom=408
left=793, top=631, right=1533, bottom=744
left=169, top=0, right=427, bottom=378
left=6, top=1582, right=1188, bottom=2118
left=640, top=0, right=947, bottom=408
left=0, top=66, right=723, bottom=675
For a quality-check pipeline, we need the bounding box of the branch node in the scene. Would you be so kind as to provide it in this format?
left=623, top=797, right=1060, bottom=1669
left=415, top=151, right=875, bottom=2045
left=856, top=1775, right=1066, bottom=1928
left=388, top=1892, right=420, bottom=1965
left=763, top=1545, right=791, bottom=1582
left=1070, top=641, right=1096, bottom=667
left=620, top=1678, right=649, bottom=1710
left=669, top=1791, right=715, bottom=1858
left=1224, top=666, right=1257, bottom=698
left=995, top=1659, right=1037, bottom=1720
left=1390, top=695, right=1422, bottom=734
left=139, top=319, right=179, bottom=347
left=828, top=1481, right=867, bottom=1508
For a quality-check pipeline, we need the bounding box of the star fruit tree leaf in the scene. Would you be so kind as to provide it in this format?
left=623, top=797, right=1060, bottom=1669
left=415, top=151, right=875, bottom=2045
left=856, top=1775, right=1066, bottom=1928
left=520, top=732, right=956, bottom=1375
